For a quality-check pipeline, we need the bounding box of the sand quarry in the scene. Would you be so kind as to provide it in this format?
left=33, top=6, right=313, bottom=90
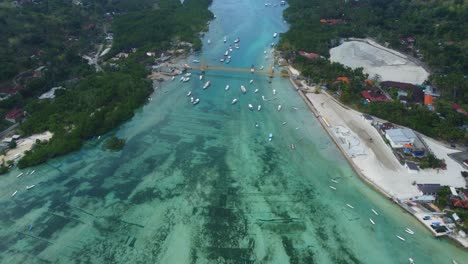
left=330, top=39, right=429, bottom=84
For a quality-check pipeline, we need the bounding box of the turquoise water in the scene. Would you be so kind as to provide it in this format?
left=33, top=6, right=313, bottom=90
left=1, top=0, right=467, bottom=263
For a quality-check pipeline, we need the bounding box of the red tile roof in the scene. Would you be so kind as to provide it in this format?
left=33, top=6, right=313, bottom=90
left=299, top=51, right=319, bottom=60
left=452, top=199, right=468, bottom=209
left=361, top=90, right=389, bottom=102
left=5, top=108, right=23, bottom=119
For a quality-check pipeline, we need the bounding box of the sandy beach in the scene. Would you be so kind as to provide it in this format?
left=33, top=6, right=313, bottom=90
left=286, top=63, right=465, bottom=200
left=0, top=131, right=53, bottom=164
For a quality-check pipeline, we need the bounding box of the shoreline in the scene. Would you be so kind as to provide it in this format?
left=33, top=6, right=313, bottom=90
left=286, top=67, right=468, bottom=249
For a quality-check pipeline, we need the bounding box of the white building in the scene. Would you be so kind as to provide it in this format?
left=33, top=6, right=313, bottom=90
left=385, top=128, right=417, bottom=148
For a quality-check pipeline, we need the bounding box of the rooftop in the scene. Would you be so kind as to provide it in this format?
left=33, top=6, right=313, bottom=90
left=417, top=184, right=442, bottom=194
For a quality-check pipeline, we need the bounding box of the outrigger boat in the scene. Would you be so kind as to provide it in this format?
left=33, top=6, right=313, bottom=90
left=329, top=186, right=337, bottom=190
left=346, top=204, right=354, bottom=209
left=203, top=81, right=211, bottom=89
left=231, top=99, right=238, bottom=104
left=397, top=235, right=406, bottom=241
left=372, top=209, right=379, bottom=215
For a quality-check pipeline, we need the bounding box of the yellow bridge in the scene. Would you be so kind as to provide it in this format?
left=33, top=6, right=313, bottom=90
left=185, top=58, right=290, bottom=77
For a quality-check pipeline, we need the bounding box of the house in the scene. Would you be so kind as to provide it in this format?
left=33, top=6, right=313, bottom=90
left=451, top=103, right=468, bottom=116
left=336, top=77, right=350, bottom=84
left=417, top=184, right=441, bottom=196
left=299, top=51, right=319, bottom=60
left=360, top=90, right=390, bottom=102
left=32, top=66, right=46, bottom=78
left=452, top=199, right=468, bottom=209
left=385, top=128, right=417, bottom=148
left=0, top=83, right=22, bottom=99
left=413, top=195, right=435, bottom=203
left=5, top=108, right=24, bottom=123
left=380, top=122, right=395, bottom=133
left=380, top=81, right=424, bottom=104
left=405, top=161, right=419, bottom=173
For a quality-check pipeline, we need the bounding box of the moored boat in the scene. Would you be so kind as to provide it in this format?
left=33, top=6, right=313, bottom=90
left=277, top=105, right=282, bottom=111
left=11, top=190, right=18, bottom=197
left=193, top=98, right=200, bottom=105
left=248, top=104, right=254, bottom=110
left=273, top=89, right=276, bottom=95
left=234, top=37, right=240, bottom=43
left=193, top=60, right=200, bottom=63
left=250, top=79, right=254, bottom=84
left=329, top=186, right=336, bottom=190
left=231, top=99, right=238, bottom=104
left=268, top=133, right=273, bottom=142
left=369, top=218, right=375, bottom=225
left=225, top=85, right=230, bottom=91
left=17, top=172, right=23, bottom=178
left=185, top=73, right=192, bottom=77
left=187, top=91, right=192, bottom=96
left=254, top=89, right=259, bottom=93
left=223, top=36, right=227, bottom=43
left=203, top=81, right=211, bottom=89
left=397, top=235, right=405, bottom=241
left=207, top=39, right=211, bottom=44
left=26, top=185, right=35, bottom=190
left=199, top=75, right=203, bottom=80
left=346, top=204, right=354, bottom=209
left=257, top=105, right=261, bottom=111
left=190, top=97, right=194, bottom=103
left=171, top=76, right=175, bottom=81
left=405, top=228, right=415, bottom=235
left=259, top=65, right=264, bottom=70
left=241, top=85, right=247, bottom=94
left=372, top=209, right=379, bottom=215
left=220, top=57, right=225, bottom=62
left=235, top=43, right=239, bottom=49
left=331, top=179, right=338, bottom=183
left=409, top=258, right=414, bottom=264
left=273, top=32, right=278, bottom=38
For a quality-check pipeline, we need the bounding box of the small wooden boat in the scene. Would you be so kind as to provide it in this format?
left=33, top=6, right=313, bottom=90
left=329, top=186, right=336, bottom=190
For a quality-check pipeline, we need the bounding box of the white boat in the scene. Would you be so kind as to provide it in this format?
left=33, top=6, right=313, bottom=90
left=259, top=65, right=264, bottom=70
left=282, top=122, right=287, bottom=125
left=193, top=98, right=200, bottom=105
left=16, top=172, right=24, bottom=178
left=225, top=58, right=231, bottom=64
left=248, top=104, right=253, bottom=110
left=223, top=36, right=227, bottom=43
left=231, top=99, right=238, bottom=104
left=199, top=75, right=203, bottom=80
left=273, top=89, right=276, bottom=95
left=220, top=57, right=225, bottom=62
left=255, top=122, right=259, bottom=128
left=396, top=235, right=405, bottom=241
left=26, top=185, right=35, bottom=190
left=190, top=97, right=194, bottom=103
left=273, top=32, right=278, bottom=38
left=264, top=50, right=267, bottom=54
left=372, top=209, right=379, bottom=215
left=249, top=79, right=254, bottom=84
left=268, top=133, right=273, bottom=142
left=171, top=76, right=175, bottom=81
left=452, top=260, right=459, bottom=264
left=203, top=81, right=211, bottom=89
left=224, top=50, right=229, bottom=56
left=405, top=228, right=415, bottom=235
left=182, top=77, right=190, bottom=82
left=369, top=218, right=375, bottom=225
left=207, top=39, right=211, bottom=44
left=271, top=42, right=275, bottom=47
left=409, top=258, right=414, bottom=264
left=329, top=186, right=336, bottom=190
left=186, top=91, right=192, bottom=96
left=331, top=179, right=338, bottom=183
left=30, top=170, right=35, bottom=175
left=241, top=85, right=247, bottom=94
left=262, top=95, right=266, bottom=101
left=277, top=105, right=282, bottom=111
left=11, top=190, right=18, bottom=197
left=225, top=85, right=230, bottom=91
left=193, top=60, right=200, bottom=63
left=234, top=37, right=240, bottom=43
left=235, top=43, right=239, bottom=49
left=185, top=73, right=192, bottom=77
left=254, top=89, right=259, bottom=93
left=257, top=105, right=262, bottom=111
left=346, top=204, right=354, bottom=209
left=180, top=77, right=184, bottom=82
left=291, top=144, right=296, bottom=149
left=229, top=47, right=233, bottom=52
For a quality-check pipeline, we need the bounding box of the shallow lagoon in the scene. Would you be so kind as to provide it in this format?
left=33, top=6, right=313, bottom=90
left=0, top=0, right=467, bottom=263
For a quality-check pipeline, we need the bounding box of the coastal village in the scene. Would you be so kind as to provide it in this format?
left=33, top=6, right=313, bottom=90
left=289, top=38, right=468, bottom=247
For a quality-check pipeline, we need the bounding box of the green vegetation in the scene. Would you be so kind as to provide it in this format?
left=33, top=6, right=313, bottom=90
left=0, top=0, right=213, bottom=169
left=0, top=164, right=9, bottom=175
left=279, top=0, right=468, bottom=144
left=104, top=136, right=126, bottom=151
left=112, top=0, right=213, bottom=53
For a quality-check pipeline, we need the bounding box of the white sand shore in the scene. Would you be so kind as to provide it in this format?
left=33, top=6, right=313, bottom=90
left=303, top=90, right=465, bottom=199
left=0, top=131, right=53, bottom=164
left=330, top=38, right=429, bottom=84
